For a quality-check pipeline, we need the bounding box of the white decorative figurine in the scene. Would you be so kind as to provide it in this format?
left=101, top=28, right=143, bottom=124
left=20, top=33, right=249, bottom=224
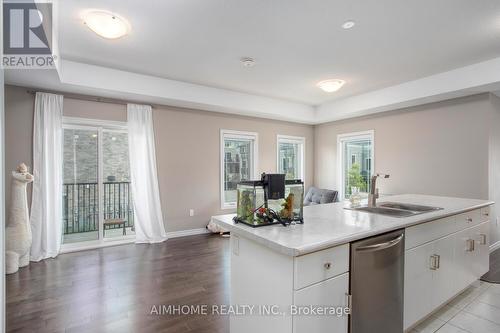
left=5, top=163, right=34, bottom=274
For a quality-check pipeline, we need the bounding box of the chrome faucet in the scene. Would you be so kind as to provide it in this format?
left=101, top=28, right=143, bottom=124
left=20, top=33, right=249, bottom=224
left=368, top=173, right=390, bottom=207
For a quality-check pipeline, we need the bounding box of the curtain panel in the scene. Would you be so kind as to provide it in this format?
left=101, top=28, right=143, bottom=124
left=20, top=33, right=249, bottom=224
left=30, top=92, right=63, bottom=261
left=127, top=104, right=167, bottom=243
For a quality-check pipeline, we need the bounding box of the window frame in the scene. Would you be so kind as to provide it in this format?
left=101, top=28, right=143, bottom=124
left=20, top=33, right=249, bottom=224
left=276, top=134, right=305, bottom=181
left=337, top=130, right=375, bottom=200
left=220, top=129, right=259, bottom=210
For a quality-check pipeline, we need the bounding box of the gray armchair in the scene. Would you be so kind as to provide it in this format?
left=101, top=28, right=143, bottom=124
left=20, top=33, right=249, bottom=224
left=303, top=187, right=338, bottom=206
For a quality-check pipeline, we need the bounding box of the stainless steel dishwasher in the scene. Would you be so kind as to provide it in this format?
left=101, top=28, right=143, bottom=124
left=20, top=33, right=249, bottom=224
left=350, top=229, right=405, bottom=333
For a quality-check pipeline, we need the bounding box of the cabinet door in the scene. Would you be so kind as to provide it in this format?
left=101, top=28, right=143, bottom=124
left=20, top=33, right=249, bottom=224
left=471, top=222, right=490, bottom=278
left=432, top=234, right=456, bottom=307
left=293, top=273, right=348, bottom=333
left=454, top=228, right=476, bottom=291
left=404, top=241, right=434, bottom=330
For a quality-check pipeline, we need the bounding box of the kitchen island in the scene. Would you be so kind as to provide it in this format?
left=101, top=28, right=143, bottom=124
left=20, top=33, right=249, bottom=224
left=212, top=194, right=494, bottom=333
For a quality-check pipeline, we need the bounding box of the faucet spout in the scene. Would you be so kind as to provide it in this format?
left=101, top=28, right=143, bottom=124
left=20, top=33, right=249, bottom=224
left=368, top=173, right=390, bottom=207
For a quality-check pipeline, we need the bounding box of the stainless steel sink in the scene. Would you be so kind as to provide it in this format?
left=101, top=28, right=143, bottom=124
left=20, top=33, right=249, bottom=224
left=377, top=202, right=443, bottom=212
left=345, top=202, right=443, bottom=218
left=346, top=206, right=420, bottom=217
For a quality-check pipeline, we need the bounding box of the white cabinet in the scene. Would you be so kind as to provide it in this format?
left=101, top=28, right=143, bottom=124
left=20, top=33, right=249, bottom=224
left=293, top=273, right=349, bottom=333
left=404, top=241, right=434, bottom=329
left=476, top=222, right=490, bottom=276
left=432, top=234, right=456, bottom=306
left=454, top=222, right=489, bottom=292
left=230, top=236, right=349, bottom=333
left=454, top=227, right=476, bottom=290
left=404, top=209, right=492, bottom=331
left=468, top=222, right=489, bottom=281
left=404, top=234, right=455, bottom=330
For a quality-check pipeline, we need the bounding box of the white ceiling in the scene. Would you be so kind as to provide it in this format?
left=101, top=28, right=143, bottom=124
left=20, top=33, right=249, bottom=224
left=6, top=0, right=500, bottom=124
left=57, top=0, right=500, bottom=105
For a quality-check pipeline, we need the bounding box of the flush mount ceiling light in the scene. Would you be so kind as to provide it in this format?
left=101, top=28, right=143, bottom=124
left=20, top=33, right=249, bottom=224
left=342, top=20, right=356, bottom=29
left=317, top=79, right=346, bottom=93
left=241, top=57, right=256, bottom=67
left=82, top=10, right=130, bottom=39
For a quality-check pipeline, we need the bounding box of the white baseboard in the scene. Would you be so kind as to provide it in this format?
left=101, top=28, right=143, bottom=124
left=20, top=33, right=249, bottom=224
left=166, top=227, right=211, bottom=239
left=490, top=240, right=500, bottom=253
left=58, top=228, right=211, bottom=254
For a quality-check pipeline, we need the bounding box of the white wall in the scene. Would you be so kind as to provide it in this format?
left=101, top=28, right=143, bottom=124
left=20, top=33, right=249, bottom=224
left=0, top=67, right=5, bottom=333
left=4, top=85, right=314, bottom=233
left=314, top=94, right=500, bottom=244
left=489, top=94, right=500, bottom=245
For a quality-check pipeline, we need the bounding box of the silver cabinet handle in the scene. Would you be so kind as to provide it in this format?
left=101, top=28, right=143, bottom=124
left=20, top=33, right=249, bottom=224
left=430, top=254, right=439, bottom=270
left=356, top=234, right=404, bottom=252
left=324, top=262, right=332, bottom=270
left=479, top=234, right=487, bottom=245
left=466, top=217, right=473, bottom=223
left=436, top=254, right=440, bottom=269
left=466, top=239, right=475, bottom=252
left=345, top=293, right=352, bottom=310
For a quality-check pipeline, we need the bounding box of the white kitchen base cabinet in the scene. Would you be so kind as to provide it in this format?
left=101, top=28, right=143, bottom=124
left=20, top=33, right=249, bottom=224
left=230, top=235, right=349, bottom=333
left=404, top=210, right=491, bottom=331
left=212, top=197, right=494, bottom=333
left=404, top=233, right=456, bottom=329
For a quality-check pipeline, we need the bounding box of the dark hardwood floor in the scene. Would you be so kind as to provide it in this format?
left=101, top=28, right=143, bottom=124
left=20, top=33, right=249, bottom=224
left=6, top=234, right=230, bottom=333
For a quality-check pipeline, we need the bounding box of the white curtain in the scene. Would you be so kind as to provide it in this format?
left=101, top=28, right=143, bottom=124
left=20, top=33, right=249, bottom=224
left=30, top=92, right=63, bottom=261
left=127, top=104, right=168, bottom=243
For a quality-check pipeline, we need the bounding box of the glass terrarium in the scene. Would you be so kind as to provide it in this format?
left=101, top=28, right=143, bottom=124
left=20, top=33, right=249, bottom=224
left=234, top=175, right=304, bottom=227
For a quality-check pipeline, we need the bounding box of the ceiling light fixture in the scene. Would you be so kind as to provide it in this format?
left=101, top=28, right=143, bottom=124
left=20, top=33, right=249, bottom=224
left=82, top=10, right=131, bottom=39
left=342, top=20, right=355, bottom=29
left=317, top=79, right=346, bottom=93
left=241, top=57, right=256, bottom=67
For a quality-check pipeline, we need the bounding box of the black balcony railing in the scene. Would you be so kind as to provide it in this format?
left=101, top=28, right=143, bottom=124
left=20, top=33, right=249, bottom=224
left=63, top=181, right=134, bottom=234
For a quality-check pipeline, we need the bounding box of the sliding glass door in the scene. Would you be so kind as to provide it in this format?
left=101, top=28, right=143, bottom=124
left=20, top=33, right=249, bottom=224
left=101, top=130, right=134, bottom=239
left=62, top=120, right=134, bottom=247
left=62, top=127, right=99, bottom=243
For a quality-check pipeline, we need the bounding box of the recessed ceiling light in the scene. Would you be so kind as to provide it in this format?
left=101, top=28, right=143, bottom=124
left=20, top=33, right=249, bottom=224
left=317, top=79, right=346, bottom=93
left=241, top=57, right=256, bottom=67
left=83, top=10, right=131, bottom=39
left=342, top=20, right=355, bottom=29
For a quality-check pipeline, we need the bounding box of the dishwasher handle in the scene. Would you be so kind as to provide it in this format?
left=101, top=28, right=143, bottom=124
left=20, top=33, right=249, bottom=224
left=355, top=234, right=404, bottom=252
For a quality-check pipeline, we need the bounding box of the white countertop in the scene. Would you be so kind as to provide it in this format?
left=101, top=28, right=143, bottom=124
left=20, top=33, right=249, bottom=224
left=211, top=194, right=493, bottom=257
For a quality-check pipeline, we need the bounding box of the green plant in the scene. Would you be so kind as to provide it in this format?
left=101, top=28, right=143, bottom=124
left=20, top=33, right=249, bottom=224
left=347, top=163, right=367, bottom=195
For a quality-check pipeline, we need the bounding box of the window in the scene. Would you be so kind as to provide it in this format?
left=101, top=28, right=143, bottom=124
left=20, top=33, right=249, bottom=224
left=277, top=135, right=305, bottom=180
left=62, top=117, right=135, bottom=247
left=365, top=157, right=371, bottom=171
left=220, top=130, right=258, bottom=209
left=337, top=131, right=374, bottom=200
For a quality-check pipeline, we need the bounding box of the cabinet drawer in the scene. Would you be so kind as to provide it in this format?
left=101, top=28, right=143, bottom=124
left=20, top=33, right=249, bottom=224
left=480, top=206, right=491, bottom=222
left=294, top=244, right=349, bottom=290
left=456, top=209, right=481, bottom=230
left=405, top=216, right=457, bottom=249
left=293, top=273, right=349, bottom=333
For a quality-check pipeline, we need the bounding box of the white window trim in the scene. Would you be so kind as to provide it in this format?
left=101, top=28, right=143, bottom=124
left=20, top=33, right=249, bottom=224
left=220, top=129, right=259, bottom=210
left=61, top=117, right=134, bottom=252
left=62, top=116, right=127, bottom=130
left=276, top=134, right=305, bottom=181
left=337, top=130, right=375, bottom=200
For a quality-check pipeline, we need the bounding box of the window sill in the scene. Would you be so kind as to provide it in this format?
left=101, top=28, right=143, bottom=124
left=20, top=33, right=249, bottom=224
left=221, top=204, right=237, bottom=211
